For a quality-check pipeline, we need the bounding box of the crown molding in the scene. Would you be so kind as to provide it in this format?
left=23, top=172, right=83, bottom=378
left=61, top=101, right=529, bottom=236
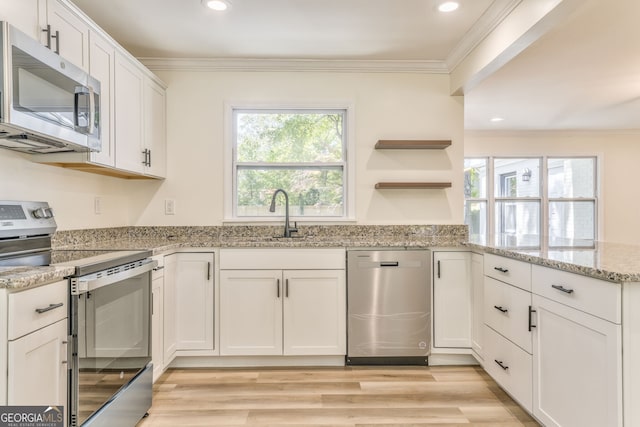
left=445, top=0, right=523, bottom=71
left=139, top=57, right=449, bottom=74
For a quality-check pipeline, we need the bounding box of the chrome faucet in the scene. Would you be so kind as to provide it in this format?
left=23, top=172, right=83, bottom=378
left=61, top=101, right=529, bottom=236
left=269, top=189, right=298, bottom=238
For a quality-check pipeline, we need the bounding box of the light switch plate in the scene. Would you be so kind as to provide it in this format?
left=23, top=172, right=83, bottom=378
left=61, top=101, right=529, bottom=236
left=94, top=197, right=102, bottom=215
left=165, top=199, right=176, bottom=215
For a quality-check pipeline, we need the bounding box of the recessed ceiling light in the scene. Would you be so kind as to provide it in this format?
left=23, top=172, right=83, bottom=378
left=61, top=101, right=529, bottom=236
left=490, top=117, right=505, bottom=122
left=438, top=2, right=459, bottom=12
left=202, top=0, right=231, bottom=11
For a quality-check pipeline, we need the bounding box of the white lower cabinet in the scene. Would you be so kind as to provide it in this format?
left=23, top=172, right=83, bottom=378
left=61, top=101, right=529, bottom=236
left=220, top=269, right=346, bottom=356
left=483, top=324, right=532, bottom=411
left=470, top=253, right=484, bottom=359
left=151, top=256, right=165, bottom=382
left=478, top=255, right=625, bottom=427
left=163, top=253, right=178, bottom=365
left=532, top=294, right=622, bottom=427
left=174, top=252, right=215, bottom=351
left=433, top=251, right=471, bottom=348
left=7, top=319, right=68, bottom=406
left=3, top=279, right=69, bottom=410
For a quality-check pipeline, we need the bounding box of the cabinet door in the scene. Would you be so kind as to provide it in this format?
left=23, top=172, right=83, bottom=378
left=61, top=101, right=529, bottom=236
left=433, top=251, right=471, bottom=348
left=42, top=0, right=89, bottom=70
left=0, top=0, right=39, bottom=39
left=114, top=52, right=144, bottom=174
left=88, top=30, right=115, bottom=167
left=532, top=295, right=622, bottom=427
left=175, top=252, right=215, bottom=351
left=151, top=271, right=164, bottom=382
left=470, top=253, right=484, bottom=359
left=283, top=270, right=346, bottom=356
left=144, top=78, right=167, bottom=177
left=163, top=254, right=177, bottom=365
left=7, top=318, right=67, bottom=406
left=220, top=270, right=283, bottom=356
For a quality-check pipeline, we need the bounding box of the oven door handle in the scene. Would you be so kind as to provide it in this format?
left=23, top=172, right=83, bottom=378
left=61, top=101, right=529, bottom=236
left=70, top=259, right=158, bottom=295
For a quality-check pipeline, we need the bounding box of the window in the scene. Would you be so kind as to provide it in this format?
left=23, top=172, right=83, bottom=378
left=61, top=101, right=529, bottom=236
left=229, top=108, right=350, bottom=220
left=464, top=156, right=597, bottom=249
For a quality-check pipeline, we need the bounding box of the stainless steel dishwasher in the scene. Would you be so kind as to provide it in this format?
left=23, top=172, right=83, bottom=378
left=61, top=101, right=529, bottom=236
left=346, top=249, right=431, bottom=365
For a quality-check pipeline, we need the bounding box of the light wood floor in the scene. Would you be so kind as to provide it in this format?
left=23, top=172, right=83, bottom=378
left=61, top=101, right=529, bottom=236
left=137, top=365, right=540, bottom=426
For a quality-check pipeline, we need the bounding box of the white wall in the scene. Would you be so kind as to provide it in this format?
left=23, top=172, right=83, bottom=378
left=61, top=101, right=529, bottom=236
left=128, top=71, right=465, bottom=226
left=0, top=150, right=130, bottom=230
left=465, top=130, right=640, bottom=245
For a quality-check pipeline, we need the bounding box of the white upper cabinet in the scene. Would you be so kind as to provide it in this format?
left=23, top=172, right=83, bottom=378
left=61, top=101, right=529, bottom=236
left=0, top=0, right=40, bottom=39
left=114, top=51, right=145, bottom=174
left=39, top=0, right=89, bottom=70
left=88, top=29, right=115, bottom=167
left=143, top=78, right=167, bottom=177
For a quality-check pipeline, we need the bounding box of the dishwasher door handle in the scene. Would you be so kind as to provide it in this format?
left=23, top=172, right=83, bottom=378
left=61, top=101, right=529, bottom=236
left=379, top=262, right=399, bottom=267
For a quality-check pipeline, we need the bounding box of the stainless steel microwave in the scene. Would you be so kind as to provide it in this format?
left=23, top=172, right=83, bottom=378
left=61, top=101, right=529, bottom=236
left=0, top=21, right=101, bottom=154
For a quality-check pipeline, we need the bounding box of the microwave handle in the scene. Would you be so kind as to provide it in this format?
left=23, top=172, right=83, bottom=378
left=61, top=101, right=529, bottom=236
left=73, top=87, right=84, bottom=128
left=88, top=86, right=96, bottom=135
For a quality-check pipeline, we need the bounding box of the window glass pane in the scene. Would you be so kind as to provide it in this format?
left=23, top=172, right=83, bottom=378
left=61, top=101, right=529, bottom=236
left=549, top=201, right=595, bottom=246
left=548, top=158, right=595, bottom=198
left=464, top=158, right=487, bottom=199
left=494, top=158, right=540, bottom=197
left=464, top=201, right=487, bottom=245
left=494, top=200, right=540, bottom=247
left=237, top=168, right=343, bottom=217
left=236, top=111, right=344, bottom=163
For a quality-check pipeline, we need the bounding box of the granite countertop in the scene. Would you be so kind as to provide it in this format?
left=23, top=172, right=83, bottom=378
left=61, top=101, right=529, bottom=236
left=472, top=241, right=640, bottom=283
left=5, top=224, right=640, bottom=290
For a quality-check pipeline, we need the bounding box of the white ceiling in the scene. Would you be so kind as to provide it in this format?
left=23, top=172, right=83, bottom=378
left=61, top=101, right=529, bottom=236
left=72, top=0, right=497, bottom=61
left=71, top=0, right=640, bottom=131
left=465, top=0, right=640, bottom=130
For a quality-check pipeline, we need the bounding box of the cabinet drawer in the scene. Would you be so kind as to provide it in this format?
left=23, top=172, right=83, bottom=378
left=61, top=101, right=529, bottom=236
left=483, top=324, right=532, bottom=412
left=8, top=280, right=68, bottom=340
left=484, top=254, right=531, bottom=291
left=532, top=265, right=621, bottom=324
left=484, top=277, right=532, bottom=354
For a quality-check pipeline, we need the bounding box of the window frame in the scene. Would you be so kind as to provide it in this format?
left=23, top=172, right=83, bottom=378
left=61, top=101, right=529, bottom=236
left=224, top=102, right=356, bottom=222
left=464, top=155, right=599, bottom=250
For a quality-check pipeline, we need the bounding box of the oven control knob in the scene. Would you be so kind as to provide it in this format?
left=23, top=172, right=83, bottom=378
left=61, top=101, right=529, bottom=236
left=32, top=207, right=54, bottom=219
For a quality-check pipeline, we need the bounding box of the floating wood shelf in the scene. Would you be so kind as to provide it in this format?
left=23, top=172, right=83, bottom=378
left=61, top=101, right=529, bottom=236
left=375, top=182, right=452, bottom=189
left=375, top=140, right=452, bottom=149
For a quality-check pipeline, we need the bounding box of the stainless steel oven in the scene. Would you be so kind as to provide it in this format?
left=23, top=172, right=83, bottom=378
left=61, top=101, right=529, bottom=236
left=0, top=200, right=155, bottom=427
left=64, top=251, right=156, bottom=427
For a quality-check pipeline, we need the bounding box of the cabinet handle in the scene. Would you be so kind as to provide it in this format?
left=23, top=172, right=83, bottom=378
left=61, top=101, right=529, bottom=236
left=52, top=30, right=59, bottom=54
left=494, top=305, right=508, bottom=313
left=153, top=266, right=165, bottom=271
left=206, top=262, right=211, bottom=281
left=551, top=284, right=574, bottom=294
left=276, top=279, right=280, bottom=298
left=42, top=25, right=52, bottom=49
left=528, top=305, right=537, bottom=331
left=61, top=360, right=68, bottom=365
left=494, top=267, right=509, bottom=273
left=285, top=279, right=289, bottom=298
left=437, top=260, right=441, bottom=278
left=35, top=302, right=64, bottom=314
left=494, top=359, right=509, bottom=370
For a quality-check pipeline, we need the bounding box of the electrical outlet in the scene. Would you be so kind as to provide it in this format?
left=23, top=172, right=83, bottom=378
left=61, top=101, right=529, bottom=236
left=165, top=199, right=176, bottom=215
left=94, top=197, right=102, bottom=215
